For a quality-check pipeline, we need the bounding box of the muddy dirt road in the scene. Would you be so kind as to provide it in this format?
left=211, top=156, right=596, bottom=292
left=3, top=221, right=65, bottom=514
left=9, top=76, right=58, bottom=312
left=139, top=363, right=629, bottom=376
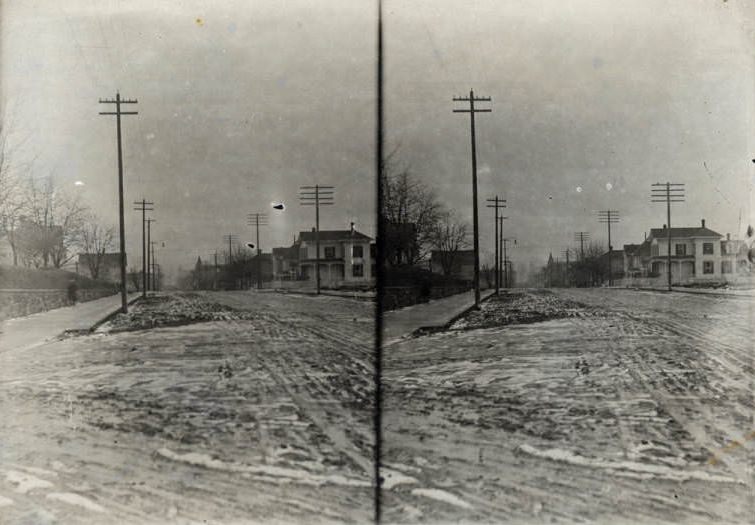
left=382, top=288, right=753, bottom=523
left=0, top=291, right=375, bottom=524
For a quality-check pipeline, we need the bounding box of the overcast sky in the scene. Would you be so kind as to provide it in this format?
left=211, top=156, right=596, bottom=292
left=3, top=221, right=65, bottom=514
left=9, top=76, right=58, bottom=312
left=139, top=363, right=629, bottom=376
left=1, top=0, right=377, bottom=278
left=384, top=0, right=754, bottom=274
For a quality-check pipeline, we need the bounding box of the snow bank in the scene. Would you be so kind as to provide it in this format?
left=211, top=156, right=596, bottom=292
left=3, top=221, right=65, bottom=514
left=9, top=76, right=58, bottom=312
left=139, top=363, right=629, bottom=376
left=46, top=492, right=105, bottom=513
left=156, top=447, right=370, bottom=488
left=411, top=488, right=472, bottom=509
left=4, top=470, right=54, bottom=494
left=518, top=444, right=742, bottom=484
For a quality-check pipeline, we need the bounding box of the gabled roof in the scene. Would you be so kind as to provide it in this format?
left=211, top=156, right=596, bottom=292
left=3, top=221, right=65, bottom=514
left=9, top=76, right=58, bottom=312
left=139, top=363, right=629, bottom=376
left=625, top=239, right=652, bottom=257
left=648, top=227, right=722, bottom=239
left=298, top=230, right=372, bottom=242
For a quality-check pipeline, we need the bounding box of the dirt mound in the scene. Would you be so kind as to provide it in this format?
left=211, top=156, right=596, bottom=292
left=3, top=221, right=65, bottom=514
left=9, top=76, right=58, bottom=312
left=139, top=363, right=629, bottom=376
left=450, top=290, right=598, bottom=330
left=103, top=293, right=256, bottom=332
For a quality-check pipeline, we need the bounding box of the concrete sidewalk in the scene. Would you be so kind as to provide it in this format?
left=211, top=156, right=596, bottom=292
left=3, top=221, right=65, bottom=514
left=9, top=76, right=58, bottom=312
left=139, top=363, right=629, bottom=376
left=382, top=289, right=495, bottom=345
left=0, top=293, right=139, bottom=352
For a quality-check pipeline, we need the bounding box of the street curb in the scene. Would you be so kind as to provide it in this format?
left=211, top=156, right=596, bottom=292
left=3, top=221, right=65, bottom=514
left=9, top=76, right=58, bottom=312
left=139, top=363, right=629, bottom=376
left=632, top=286, right=754, bottom=300
left=411, top=290, right=496, bottom=337
left=76, top=294, right=142, bottom=334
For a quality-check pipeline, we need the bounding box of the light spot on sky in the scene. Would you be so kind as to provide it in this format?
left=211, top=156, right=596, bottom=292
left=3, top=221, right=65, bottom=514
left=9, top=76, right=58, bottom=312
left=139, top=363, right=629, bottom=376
left=606, top=183, right=613, bottom=191
left=74, top=181, right=84, bottom=186
left=576, top=187, right=583, bottom=193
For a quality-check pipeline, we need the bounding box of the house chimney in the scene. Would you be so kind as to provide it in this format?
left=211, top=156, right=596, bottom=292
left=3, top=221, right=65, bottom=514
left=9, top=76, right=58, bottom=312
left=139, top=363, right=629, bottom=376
left=701, top=219, right=705, bottom=228
left=311, top=227, right=315, bottom=232
left=727, top=233, right=730, bottom=240
left=663, top=224, right=667, bottom=229
left=350, top=222, right=355, bottom=234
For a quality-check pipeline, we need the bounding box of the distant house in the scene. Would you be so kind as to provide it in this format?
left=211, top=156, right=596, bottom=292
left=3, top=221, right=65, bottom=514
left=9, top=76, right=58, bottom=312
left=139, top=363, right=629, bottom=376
left=623, top=219, right=750, bottom=284
left=77, top=252, right=123, bottom=282
left=247, top=253, right=274, bottom=284
left=430, top=249, right=474, bottom=281
left=271, top=225, right=375, bottom=287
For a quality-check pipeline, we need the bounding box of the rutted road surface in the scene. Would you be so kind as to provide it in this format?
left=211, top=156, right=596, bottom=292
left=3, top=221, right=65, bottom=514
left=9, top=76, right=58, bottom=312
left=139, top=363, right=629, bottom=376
left=383, top=288, right=754, bottom=524
left=0, top=291, right=375, bottom=524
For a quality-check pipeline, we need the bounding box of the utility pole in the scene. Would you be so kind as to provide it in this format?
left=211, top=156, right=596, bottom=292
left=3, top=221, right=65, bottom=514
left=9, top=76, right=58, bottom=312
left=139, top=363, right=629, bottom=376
left=499, top=216, right=506, bottom=290
left=652, top=182, right=685, bottom=291
left=145, top=218, right=155, bottom=292
left=453, top=90, right=491, bottom=308
left=486, top=196, right=506, bottom=294
left=214, top=250, right=218, bottom=290
left=561, top=249, right=570, bottom=287
left=99, top=92, right=138, bottom=313
left=150, top=241, right=159, bottom=291
left=247, top=213, right=269, bottom=290
left=223, top=234, right=238, bottom=265
left=574, top=232, right=590, bottom=260
left=133, top=199, right=154, bottom=297
left=598, top=210, right=620, bottom=286
left=503, top=238, right=516, bottom=288
left=300, top=185, right=334, bottom=295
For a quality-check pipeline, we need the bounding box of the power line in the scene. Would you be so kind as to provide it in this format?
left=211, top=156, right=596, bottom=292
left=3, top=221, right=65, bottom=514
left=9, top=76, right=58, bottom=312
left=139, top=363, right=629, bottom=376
left=222, top=234, right=238, bottom=265
left=651, top=182, right=685, bottom=291
left=300, top=185, right=334, bottom=295
left=453, top=89, right=491, bottom=308
left=99, top=92, right=138, bottom=313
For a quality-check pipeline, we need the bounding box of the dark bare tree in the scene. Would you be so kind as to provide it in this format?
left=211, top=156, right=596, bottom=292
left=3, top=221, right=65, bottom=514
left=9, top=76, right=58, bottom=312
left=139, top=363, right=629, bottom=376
left=380, top=148, right=443, bottom=267
left=80, top=214, right=115, bottom=280
left=430, top=210, right=469, bottom=276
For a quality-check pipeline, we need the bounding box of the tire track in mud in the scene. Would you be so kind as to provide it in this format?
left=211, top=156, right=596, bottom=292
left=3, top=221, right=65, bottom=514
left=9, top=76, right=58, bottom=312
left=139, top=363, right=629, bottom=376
left=558, top=298, right=753, bottom=492
left=208, top=293, right=375, bottom=479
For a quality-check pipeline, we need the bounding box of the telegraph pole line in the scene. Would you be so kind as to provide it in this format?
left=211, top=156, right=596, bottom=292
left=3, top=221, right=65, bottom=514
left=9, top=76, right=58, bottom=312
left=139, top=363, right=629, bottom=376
left=145, top=218, right=155, bottom=292
left=222, top=234, right=238, bottom=265
left=486, top=196, right=506, bottom=294
left=652, top=182, right=685, bottom=291
left=598, top=210, right=620, bottom=286
left=150, top=240, right=157, bottom=291
left=247, top=213, right=269, bottom=290
left=562, top=249, right=570, bottom=287
left=133, top=199, right=154, bottom=297
left=453, top=90, right=491, bottom=308
left=574, top=232, right=590, bottom=260
left=300, top=185, right=334, bottom=295
left=99, top=92, right=138, bottom=313
left=498, top=216, right=508, bottom=289
left=502, top=238, right=516, bottom=288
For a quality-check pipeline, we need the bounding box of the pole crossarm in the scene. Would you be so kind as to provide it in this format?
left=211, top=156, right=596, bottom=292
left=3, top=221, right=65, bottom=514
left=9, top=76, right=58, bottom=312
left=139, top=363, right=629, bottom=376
left=299, top=184, right=335, bottom=295
left=650, top=182, right=685, bottom=291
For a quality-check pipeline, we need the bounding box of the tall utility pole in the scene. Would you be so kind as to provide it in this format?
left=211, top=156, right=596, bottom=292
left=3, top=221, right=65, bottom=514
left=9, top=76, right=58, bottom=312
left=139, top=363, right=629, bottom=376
left=502, top=238, right=516, bottom=288
left=486, top=196, right=506, bottom=294
left=222, top=234, right=238, bottom=265
left=574, top=231, right=590, bottom=260
left=247, top=213, right=269, bottom=290
left=300, top=185, right=334, bottom=295
left=561, top=248, right=570, bottom=287
left=453, top=90, right=491, bottom=308
left=99, top=92, right=138, bottom=313
left=150, top=241, right=157, bottom=291
left=133, top=199, right=154, bottom=298
left=498, top=216, right=506, bottom=289
left=214, top=251, right=219, bottom=290
left=146, top=218, right=155, bottom=292
left=652, top=182, right=685, bottom=291
left=598, top=210, right=620, bottom=286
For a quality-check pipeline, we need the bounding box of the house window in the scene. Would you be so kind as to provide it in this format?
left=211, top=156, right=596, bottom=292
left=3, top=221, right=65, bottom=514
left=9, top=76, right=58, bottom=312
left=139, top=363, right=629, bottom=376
left=352, top=264, right=364, bottom=277
left=371, top=264, right=376, bottom=277
left=703, top=261, right=714, bottom=274
left=300, top=248, right=307, bottom=260
left=324, top=246, right=336, bottom=259
left=703, top=243, right=714, bottom=255
left=651, top=244, right=659, bottom=256
left=370, top=244, right=376, bottom=258
left=675, top=244, right=686, bottom=256
left=352, top=245, right=364, bottom=258
left=721, top=261, right=732, bottom=274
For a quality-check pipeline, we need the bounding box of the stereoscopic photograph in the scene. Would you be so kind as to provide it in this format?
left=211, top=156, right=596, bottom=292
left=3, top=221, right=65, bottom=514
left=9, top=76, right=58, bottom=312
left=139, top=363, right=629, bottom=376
left=1, top=0, right=753, bottom=524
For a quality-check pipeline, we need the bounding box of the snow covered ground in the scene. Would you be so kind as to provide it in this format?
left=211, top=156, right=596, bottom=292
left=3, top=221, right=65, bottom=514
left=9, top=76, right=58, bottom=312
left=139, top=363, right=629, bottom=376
left=383, top=289, right=754, bottom=523
left=0, top=291, right=375, bottom=524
